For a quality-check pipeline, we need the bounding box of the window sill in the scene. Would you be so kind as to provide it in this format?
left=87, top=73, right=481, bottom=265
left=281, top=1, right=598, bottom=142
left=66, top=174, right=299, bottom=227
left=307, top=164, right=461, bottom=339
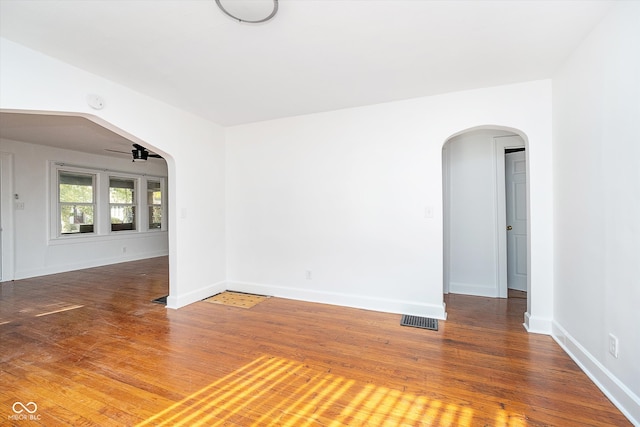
left=48, top=229, right=167, bottom=246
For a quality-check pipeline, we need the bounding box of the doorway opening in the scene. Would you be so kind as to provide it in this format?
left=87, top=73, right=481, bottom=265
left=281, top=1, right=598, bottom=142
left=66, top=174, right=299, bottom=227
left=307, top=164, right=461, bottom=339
left=0, top=111, right=170, bottom=293
left=442, top=127, right=529, bottom=303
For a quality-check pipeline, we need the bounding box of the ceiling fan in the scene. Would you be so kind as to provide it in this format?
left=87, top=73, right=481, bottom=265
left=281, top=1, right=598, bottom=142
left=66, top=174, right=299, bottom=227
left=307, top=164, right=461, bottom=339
left=104, top=143, right=163, bottom=162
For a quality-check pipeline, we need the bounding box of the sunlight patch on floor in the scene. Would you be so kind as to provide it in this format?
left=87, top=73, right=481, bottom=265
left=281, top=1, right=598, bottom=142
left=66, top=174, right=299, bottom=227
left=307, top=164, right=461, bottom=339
left=137, top=355, right=528, bottom=426
left=35, top=303, right=84, bottom=317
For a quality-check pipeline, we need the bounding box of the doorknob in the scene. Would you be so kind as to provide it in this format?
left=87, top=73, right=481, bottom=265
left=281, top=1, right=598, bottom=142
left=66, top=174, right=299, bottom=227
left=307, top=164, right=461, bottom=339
left=507, top=225, right=513, bottom=231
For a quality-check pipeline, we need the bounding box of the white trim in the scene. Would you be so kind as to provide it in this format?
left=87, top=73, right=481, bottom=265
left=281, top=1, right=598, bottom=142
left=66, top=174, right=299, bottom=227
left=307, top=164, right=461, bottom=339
left=145, top=177, right=166, bottom=231
left=449, top=281, right=501, bottom=298
left=442, top=144, right=450, bottom=294
left=0, top=152, right=15, bottom=281
left=166, top=280, right=227, bottom=309
left=167, top=279, right=448, bottom=319
left=227, top=280, right=448, bottom=319
left=523, top=311, right=552, bottom=334
left=53, top=161, right=159, bottom=177
left=494, top=139, right=508, bottom=298
left=107, top=174, right=138, bottom=234
left=552, top=321, right=640, bottom=425
left=47, top=229, right=167, bottom=246
left=13, top=250, right=168, bottom=281
left=493, top=136, right=525, bottom=298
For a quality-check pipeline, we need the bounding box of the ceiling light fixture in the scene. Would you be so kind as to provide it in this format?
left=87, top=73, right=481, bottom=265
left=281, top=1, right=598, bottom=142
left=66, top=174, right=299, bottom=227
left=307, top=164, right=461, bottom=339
left=215, top=0, right=278, bottom=24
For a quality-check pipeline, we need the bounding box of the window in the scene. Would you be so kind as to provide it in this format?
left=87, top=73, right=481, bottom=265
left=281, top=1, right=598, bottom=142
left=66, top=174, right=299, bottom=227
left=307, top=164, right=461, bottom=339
left=109, top=177, right=136, bottom=231
left=59, top=171, right=95, bottom=234
left=51, top=163, right=166, bottom=239
left=147, top=180, right=162, bottom=230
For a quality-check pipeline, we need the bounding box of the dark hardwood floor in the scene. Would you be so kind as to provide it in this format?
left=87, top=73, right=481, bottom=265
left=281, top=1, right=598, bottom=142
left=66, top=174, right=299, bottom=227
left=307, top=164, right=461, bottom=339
left=0, top=257, right=630, bottom=426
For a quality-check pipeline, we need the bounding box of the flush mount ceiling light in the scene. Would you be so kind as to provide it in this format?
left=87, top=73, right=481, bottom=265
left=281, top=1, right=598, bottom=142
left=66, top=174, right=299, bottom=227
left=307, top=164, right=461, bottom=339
left=215, top=0, right=278, bottom=23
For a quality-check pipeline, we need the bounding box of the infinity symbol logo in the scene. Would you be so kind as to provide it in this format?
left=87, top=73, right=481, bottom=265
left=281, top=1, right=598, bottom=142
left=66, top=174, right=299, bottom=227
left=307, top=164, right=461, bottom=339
left=12, top=401, right=38, bottom=414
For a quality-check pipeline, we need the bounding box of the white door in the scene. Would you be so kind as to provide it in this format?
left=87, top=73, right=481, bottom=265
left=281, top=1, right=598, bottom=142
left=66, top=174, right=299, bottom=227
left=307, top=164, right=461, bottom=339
left=505, top=150, right=527, bottom=291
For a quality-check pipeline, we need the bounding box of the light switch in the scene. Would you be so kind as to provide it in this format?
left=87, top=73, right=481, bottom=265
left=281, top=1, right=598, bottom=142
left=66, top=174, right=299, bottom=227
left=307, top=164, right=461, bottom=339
left=15, top=201, right=25, bottom=210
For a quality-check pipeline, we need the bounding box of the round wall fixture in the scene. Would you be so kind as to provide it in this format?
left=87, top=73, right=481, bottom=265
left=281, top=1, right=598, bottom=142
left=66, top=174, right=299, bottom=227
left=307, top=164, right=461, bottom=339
left=87, top=94, right=105, bottom=110
left=215, top=0, right=278, bottom=23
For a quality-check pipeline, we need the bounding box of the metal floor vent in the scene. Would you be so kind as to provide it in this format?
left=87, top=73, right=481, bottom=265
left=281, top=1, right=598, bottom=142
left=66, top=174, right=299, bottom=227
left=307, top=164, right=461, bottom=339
left=400, top=315, right=438, bottom=331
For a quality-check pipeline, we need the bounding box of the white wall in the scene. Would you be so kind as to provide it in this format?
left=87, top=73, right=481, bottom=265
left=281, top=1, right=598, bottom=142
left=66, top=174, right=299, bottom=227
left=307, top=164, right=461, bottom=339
left=0, top=38, right=227, bottom=308
left=0, top=138, right=168, bottom=279
left=552, top=2, right=640, bottom=423
left=225, top=80, right=553, bottom=323
left=444, top=129, right=519, bottom=297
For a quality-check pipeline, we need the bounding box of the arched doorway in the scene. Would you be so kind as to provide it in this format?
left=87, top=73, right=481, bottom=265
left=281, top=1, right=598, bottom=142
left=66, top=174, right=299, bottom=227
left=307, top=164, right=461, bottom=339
left=442, top=126, right=530, bottom=304
left=0, top=110, right=170, bottom=288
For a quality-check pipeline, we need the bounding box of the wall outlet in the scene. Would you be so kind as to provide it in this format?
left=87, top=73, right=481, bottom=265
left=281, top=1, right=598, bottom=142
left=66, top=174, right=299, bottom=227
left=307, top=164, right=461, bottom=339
left=305, top=270, right=312, bottom=280
left=608, top=334, right=619, bottom=358
left=122, top=246, right=127, bottom=254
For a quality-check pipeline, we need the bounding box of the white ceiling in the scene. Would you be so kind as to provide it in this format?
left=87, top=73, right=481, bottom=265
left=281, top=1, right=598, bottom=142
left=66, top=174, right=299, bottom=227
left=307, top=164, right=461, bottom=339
left=0, top=0, right=615, bottom=157
left=0, top=0, right=614, bottom=128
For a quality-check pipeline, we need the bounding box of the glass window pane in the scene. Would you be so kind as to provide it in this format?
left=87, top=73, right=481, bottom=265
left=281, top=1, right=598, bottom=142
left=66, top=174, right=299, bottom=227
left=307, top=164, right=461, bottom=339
left=149, top=206, right=162, bottom=229
left=110, top=187, right=135, bottom=204
left=110, top=178, right=135, bottom=189
left=110, top=178, right=135, bottom=204
left=59, top=172, right=93, bottom=203
left=59, top=172, right=93, bottom=186
left=60, top=204, right=94, bottom=234
left=147, top=181, right=162, bottom=205
left=147, top=180, right=162, bottom=229
left=111, top=205, right=136, bottom=231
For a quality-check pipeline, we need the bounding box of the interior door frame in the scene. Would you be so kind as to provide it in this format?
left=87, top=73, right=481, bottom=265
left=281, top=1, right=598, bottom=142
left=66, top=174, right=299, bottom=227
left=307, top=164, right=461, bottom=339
left=494, top=136, right=526, bottom=298
left=442, top=144, right=450, bottom=294
left=0, top=152, right=15, bottom=281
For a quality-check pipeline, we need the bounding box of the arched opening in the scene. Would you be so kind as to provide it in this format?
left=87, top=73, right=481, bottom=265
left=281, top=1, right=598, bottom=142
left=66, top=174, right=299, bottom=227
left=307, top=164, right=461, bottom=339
left=0, top=109, right=171, bottom=300
left=442, top=125, right=531, bottom=318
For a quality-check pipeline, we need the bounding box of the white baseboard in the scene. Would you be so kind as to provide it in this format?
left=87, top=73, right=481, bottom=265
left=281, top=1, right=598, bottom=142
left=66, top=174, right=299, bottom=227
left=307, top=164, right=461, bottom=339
left=226, top=280, right=447, bottom=319
left=11, top=250, right=169, bottom=281
left=552, top=321, right=639, bottom=426
left=166, top=280, right=226, bottom=309
left=523, top=311, right=552, bottom=334
left=449, top=281, right=500, bottom=298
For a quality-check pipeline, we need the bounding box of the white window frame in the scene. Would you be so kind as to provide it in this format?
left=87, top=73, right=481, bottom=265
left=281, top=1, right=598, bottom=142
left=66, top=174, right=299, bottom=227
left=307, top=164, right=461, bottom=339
left=49, top=163, right=167, bottom=241
left=109, top=175, right=138, bottom=233
left=52, top=166, right=98, bottom=238
left=146, top=178, right=165, bottom=231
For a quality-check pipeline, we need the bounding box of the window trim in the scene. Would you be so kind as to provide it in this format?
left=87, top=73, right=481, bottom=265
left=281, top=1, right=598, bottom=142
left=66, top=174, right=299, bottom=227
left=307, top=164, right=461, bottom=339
left=109, top=175, right=138, bottom=233
left=53, top=166, right=98, bottom=239
left=59, top=170, right=96, bottom=235
left=49, top=163, right=167, bottom=241
left=146, top=179, right=164, bottom=231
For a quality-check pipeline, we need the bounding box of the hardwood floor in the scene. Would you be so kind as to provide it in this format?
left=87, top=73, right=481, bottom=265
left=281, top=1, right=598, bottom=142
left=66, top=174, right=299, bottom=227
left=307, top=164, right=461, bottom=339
left=0, top=257, right=630, bottom=426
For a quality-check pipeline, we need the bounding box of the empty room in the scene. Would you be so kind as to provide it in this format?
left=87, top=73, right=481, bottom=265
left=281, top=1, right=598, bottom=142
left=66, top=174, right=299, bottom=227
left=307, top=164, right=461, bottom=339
left=0, top=0, right=638, bottom=425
